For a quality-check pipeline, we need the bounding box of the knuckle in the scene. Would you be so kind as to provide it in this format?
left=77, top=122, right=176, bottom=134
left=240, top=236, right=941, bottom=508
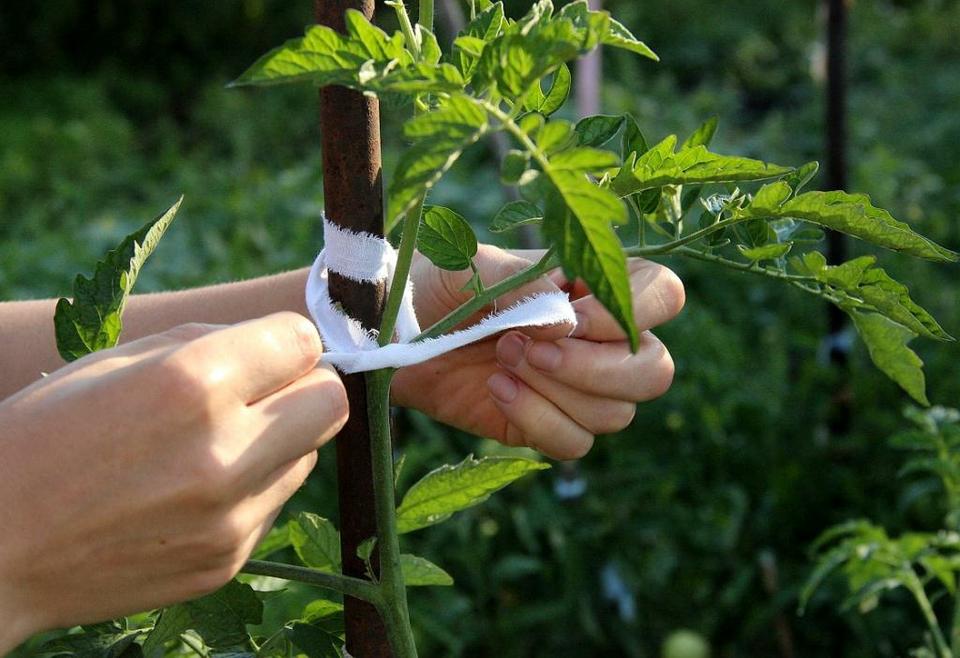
left=181, top=453, right=233, bottom=507
left=153, top=352, right=216, bottom=415
left=163, top=322, right=219, bottom=343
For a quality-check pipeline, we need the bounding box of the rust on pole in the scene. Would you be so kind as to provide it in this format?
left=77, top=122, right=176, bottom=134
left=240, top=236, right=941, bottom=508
left=314, top=1, right=391, bottom=655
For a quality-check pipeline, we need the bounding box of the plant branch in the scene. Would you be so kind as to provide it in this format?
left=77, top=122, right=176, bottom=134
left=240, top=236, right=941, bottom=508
left=240, top=560, right=382, bottom=605
left=180, top=633, right=209, bottom=657
left=626, top=217, right=744, bottom=256
left=419, top=0, right=435, bottom=32
left=641, top=245, right=812, bottom=282
left=908, top=575, right=951, bottom=658
left=414, top=248, right=558, bottom=341
left=379, top=199, right=424, bottom=346
left=367, top=369, right=418, bottom=658
left=386, top=1, right=421, bottom=58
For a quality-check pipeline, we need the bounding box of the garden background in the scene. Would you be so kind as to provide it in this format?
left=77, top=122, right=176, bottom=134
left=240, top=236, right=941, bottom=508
left=2, top=0, right=959, bottom=655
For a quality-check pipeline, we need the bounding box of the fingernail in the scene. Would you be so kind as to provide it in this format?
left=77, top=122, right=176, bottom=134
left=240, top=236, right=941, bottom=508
left=527, top=341, right=562, bottom=372
left=496, top=332, right=527, bottom=368
left=488, top=372, right=519, bottom=403
left=571, top=311, right=588, bottom=338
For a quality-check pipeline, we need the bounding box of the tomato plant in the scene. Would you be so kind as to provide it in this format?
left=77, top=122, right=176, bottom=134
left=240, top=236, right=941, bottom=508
left=38, top=0, right=956, bottom=656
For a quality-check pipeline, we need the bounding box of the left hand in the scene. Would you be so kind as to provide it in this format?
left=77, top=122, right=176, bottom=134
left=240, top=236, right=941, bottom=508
left=392, top=245, right=685, bottom=460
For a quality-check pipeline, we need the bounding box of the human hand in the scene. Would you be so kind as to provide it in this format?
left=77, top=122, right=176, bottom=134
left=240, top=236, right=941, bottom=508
left=0, top=313, right=347, bottom=652
left=392, top=246, right=684, bottom=460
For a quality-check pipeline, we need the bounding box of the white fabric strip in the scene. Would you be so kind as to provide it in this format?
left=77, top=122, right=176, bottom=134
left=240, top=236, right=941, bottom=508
left=305, top=216, right=576, bottom=374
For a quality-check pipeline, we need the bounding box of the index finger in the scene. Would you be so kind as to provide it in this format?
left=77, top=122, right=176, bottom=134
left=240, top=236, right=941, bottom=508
left=169, top=312, right=324, bottom=404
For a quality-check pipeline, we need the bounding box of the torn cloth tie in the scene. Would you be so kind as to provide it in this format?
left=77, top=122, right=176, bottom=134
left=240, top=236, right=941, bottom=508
left=305, top=216, right=576, bottom=374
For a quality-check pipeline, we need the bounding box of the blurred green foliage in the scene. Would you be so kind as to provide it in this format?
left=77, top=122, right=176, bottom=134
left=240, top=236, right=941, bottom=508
left=2, top=0, right=959, bottom=656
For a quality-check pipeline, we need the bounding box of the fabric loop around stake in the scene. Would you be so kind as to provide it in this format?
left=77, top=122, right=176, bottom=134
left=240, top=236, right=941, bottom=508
left=305, top=215, right=577, bottom=374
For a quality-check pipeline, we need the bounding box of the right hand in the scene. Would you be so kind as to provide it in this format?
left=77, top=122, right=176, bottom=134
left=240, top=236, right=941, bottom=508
left=0, top=312, right=347, bottom=651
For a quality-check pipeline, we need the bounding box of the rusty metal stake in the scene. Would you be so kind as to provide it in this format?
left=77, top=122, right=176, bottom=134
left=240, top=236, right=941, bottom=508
left=314, top=1, right=392, bottom=655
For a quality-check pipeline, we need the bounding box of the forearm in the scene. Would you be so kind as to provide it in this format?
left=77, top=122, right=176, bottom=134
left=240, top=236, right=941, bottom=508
left=0, top=268, right=309, bottom=400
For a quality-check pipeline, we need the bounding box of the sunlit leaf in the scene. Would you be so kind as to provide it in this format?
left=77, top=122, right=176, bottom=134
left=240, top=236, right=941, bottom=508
left=746, top=181, right=958, bottom=262
left=575, top=114, right=625, bottom=148
left=490, top=200, right=544, bottom=233
left=55, top=197, right=182, bottom=362
left=143, top=580, right=262, bottom=655
left=232, top=11, right=464, bottom=96
left=417, top=206, right=478, bottom=271
left=390, top=94, right=488, bottom=222
left=523, top=64, right=571, bottom=116
left=400, top=554, right=454, bottom=586
left=611, top=135, right=792, bottom=196
left=737, top=242, right=792, bottom=261
left=681, top=116, right=718, bottom=149
left=397, top=455, right=549, bottom=533
left=851, top=311, right=929, bottom=405
left=290, top=513, right=341, bottom=572
left=542, top=176, right=636, bottom=348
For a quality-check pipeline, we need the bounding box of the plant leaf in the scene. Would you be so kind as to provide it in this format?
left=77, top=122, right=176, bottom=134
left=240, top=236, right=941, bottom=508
left=231, top=11, right=464, bottom=96
left=575, top=114, right=625, bottom=148
left=549, top=147, right=620, bottom=172
left=524, top=64, right=571, bottom=116
left=396, top=455, right=550, bottom=533
left=681, top=116, right=718, bottom=149
left=287, top=622, right=341, bottom=658
left=417, top=206, right=479, bottom=271
left=490, top=200, right=544, bottom=233
left=302, top=599, right=345, bottom=623
left=143, top=580, right=262, bottom=655
left=55, top=197, right=182, bottom=362
left=389, top=94, right=488, bottom=223
left=543, top=170, right=637, bottom=349
left=745, top=181, right=959, bottom=262
left=850, top=311, right=929, bottom=406
left=602, top=15, right=659, bottom=60
left=621, top=115, right=649, bottom=161
left=290, top=512, right=341, bottom=572
left=737, top=242, right=792, bottom=261
left=40, top=628, right=144, bottom=658
left=400, top=554, right=454, bottom=586
left=500, top=149, right=530, bottom=184
left=455, top=1, right=505, bottom=77
left=611, top=136, right=793, bottom=196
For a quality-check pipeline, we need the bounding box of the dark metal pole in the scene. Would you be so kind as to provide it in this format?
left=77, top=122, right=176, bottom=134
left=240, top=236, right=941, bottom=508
left=824, top=0, right=852, bottom=433
left=314, top=1, right=391, bottom=655
left=825, top=0, right=848, bottom=348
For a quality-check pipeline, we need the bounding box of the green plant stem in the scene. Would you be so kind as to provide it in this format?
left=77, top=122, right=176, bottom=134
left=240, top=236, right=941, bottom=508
left=240, top=560, right=382, bottom=604
left=367, top=368, right=418, bottom=658
left=387, top=1, right=421, bottom=58
left=644, top=245, right=811, bottom=282
left=419, top=0, right=434, bottom=32
left=908, top=576, right=952, bottom=658
left=414, top=247, right=558, bottom=341
left=951, top=586, right=960, bottom=656
left=181, top=633, right=209, bottom=657
left=626, top=217, right=744, bottom=256
left=379, top=198, right=425, bottom=346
